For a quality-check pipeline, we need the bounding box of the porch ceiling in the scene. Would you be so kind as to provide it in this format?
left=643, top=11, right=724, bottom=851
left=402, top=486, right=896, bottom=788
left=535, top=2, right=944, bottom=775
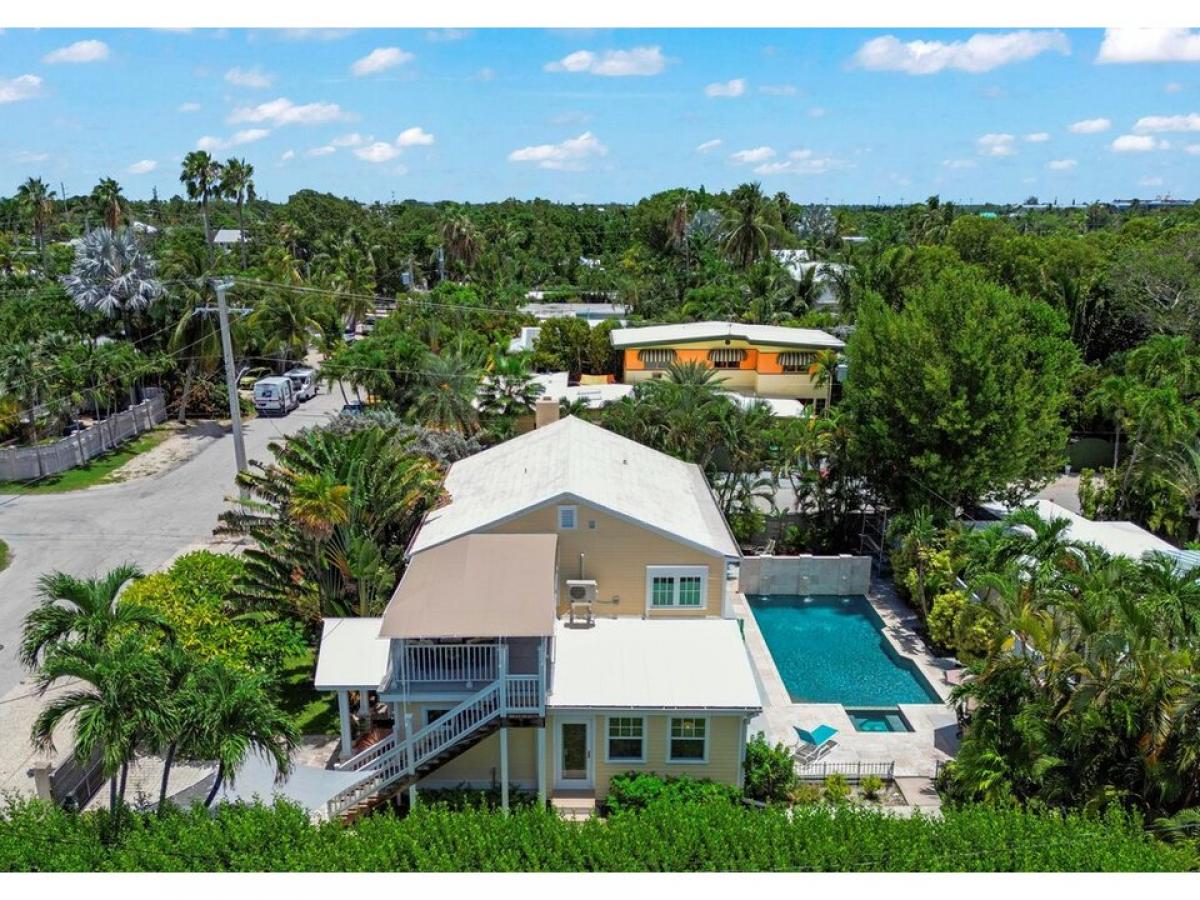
left=380, top=533, right=559, bottom=639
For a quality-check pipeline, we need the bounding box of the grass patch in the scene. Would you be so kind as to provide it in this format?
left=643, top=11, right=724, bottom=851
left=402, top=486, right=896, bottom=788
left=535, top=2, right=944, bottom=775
left=0, top=539, right=9, bottom=573
left=278, top=649, right=340, bottom=736
left=0, top=427, right=173, bottom=494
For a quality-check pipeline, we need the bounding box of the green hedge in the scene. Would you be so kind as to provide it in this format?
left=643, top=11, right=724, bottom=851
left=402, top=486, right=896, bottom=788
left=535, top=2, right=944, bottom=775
left=0, top=797, right=1191, bottom=872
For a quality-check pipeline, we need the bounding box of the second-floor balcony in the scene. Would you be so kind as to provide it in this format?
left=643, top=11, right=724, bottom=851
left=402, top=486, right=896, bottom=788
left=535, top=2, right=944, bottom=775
left=385, top=637, right=547, bottom=697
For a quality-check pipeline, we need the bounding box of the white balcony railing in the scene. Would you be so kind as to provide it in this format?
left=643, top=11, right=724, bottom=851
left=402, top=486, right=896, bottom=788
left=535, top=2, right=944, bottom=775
left=403, top=642, right=499, bottom=685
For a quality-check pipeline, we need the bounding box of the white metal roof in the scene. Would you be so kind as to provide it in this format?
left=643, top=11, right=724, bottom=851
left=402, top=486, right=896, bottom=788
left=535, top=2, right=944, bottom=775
left=212, top=228, right=244, bottom=244
left=610, top=321, right=843, bottom=350
left=409, top=416, right=740, bottom=558
left=986, top=499, right=1181, bottom=563
left=313, top=618, right=390, bottom=690
left=531, top=372, right=634, bottom=408
left=722, top=392, right=811, bottom=418
left=548, top=618, right=762, bottom=711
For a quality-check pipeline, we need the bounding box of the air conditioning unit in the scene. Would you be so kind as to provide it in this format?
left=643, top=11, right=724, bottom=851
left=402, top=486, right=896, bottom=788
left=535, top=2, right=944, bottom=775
left=566, top=579, right=597, bottom=626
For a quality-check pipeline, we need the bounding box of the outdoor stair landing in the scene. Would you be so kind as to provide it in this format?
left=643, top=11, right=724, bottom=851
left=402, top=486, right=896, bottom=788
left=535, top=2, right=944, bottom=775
left=551, top=791, right=598, bottom=821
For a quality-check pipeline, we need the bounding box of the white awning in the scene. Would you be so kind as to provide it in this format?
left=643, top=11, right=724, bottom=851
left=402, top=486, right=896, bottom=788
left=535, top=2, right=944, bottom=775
left=313, top=618, right=390, bottom=691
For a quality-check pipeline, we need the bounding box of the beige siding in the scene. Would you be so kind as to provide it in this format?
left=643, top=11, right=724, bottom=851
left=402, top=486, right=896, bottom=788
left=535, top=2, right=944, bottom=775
left=488, top=501, right=725, bottom=617
left=753, top=373, right=825, bottom=400
left=408, top=702, right=539, bottom=788
left=546, top=712, right=746, bottom=800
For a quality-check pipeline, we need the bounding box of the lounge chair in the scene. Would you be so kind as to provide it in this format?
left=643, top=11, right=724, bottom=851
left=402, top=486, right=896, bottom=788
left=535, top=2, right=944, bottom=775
left=792, top=724, right=838, bottom=765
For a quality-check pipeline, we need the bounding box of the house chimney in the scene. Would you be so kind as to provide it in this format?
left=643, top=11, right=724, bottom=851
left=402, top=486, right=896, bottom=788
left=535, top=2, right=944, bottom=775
left=535, top=396, right=560, bottom=428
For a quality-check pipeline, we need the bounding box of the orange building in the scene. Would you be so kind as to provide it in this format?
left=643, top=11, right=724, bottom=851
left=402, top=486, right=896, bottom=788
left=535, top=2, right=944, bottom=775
left=611, top=321, right=844, bottom=406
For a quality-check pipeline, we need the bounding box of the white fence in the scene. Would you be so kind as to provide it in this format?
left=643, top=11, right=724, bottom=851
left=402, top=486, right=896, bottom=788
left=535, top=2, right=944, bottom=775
left=0, top=388, right=166, bottom=482
left=794, top=760, right=895, bottom=782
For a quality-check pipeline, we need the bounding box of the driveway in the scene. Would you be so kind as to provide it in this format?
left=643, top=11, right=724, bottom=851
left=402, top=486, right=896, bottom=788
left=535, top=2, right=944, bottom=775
left=0, top=387, right=346, bottom=697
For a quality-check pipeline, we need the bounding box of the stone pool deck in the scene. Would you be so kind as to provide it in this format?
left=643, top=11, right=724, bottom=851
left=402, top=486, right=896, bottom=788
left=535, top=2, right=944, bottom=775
left=737, top=579, right=960, bottom=779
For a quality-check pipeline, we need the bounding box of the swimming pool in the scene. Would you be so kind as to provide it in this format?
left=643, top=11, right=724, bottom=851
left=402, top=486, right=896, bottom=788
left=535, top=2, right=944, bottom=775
left=746, top=594, right=942, bottom=706
left=847, top=707, right=914, bottom=733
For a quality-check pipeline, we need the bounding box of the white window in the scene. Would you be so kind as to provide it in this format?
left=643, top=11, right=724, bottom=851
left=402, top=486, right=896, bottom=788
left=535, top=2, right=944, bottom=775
left=557, top=505, right=577, bottom=530
left=645, top=566, right=707, bottom=610
left=605, top=716, right=646, bottom=763
left=668, top=717, right=708, bottom=763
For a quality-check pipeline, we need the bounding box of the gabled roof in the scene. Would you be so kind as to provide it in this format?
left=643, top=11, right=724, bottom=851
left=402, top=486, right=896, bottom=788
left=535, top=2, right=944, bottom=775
left=408, top=416, right=740, bottom=558
left=610, top=321, right=843, bottom=350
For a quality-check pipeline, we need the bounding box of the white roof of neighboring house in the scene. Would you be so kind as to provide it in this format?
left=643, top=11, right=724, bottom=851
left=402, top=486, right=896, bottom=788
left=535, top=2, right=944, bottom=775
left=983, top=499, right=1181, bottom=563
left=409, top=416, right=740, bottom=558
left=313, top=618, right=390, bottom=690
left=548, top=618, right=762, bottom=711
left=212, top=228, right=244, bottom=244
left=508, top=326, right=542, bottom=354
left=531, top=372, right=634, bottom=408
left=520, top=302, right=628, bottom=320
left=722, top=392, right=811, bottom=418
left=610, top=321, right=843, bottom=350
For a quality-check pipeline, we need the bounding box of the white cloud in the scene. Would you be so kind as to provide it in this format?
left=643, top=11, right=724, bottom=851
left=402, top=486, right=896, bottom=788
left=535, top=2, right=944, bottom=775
left=396, top=126, right=435, bottom=146
left=355, top=141, right=401, bottom=163
left=0, top=74, right=43, bottom=104
left=196, top=128, right=271, bottom=151
left=507, top=131, right=608, bottom=171
left=1024, top=132, right=1050, bottom=142
left=1166, top=82, right=1184, bottom=94
left=1068, top=117, right=1112, bottom=134
left=351, top=47, right=415, bottom=77
left=977, top=133, right=1017, bottom=156
left=225, top=66, right=273, bottom=88
left=12, top=151, right=49, bottom=163
left=758, top=84, right=797, bottom=96
left=278, top=29, right=353, bottom=42
left=126, top=159, right=157, bottom=175
left=730, top=146, right=775, bottom=164
left=1111, top=134, right=1170, bottom=152
left=851, top=30, right=1069, bottom=75
left=228, top=98, right=350, bottom=127
left=544, top=46, right=665, bottom=77
left=43, top=39, right=110, bottom=64
left=307, top=145, right=337, bottom=157
left=1133, top=113, right=1200, bottom=133
left=1138, top=175, right=1164, bottom=187
left=695, top=139, right=722, bottom=153
left=426, top=29, right=469, bottom=42
left=331, top=133, right=365, bottom=147
left=943, top=158, right=978, bottom=169
left=178, top=101, right=201, bottom=113
left=1097, top=29, right=1200, bottom=64
left=280, top=149, right=295, bottom=161
left=753, top=149, right=848, bottom=176
left=1047, top=158, right=1077, bottom=170
left=706, top=78, right=747, bottom=98
left=1187, top=144, right=1200, bottom=155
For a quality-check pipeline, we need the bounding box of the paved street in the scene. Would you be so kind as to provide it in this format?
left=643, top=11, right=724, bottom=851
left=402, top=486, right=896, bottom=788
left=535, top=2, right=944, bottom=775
left=0, top=387, right=346, bottom=697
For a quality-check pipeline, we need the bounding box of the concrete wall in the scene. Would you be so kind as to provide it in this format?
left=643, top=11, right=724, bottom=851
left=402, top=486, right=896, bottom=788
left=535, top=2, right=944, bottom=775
left=0, top=388, right=166, bottom=482
left=739, top=554, right=872, bottom=596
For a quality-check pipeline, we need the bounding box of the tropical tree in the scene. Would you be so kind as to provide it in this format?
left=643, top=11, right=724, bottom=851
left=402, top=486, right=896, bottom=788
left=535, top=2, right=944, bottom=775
left=61, top=228, right=163, bottom=337
left=220, top=158, right=255, bottom=269
left=806, top=348, right=841, bottom=410
left=440, top=213, right=482, bottom=276
left=721, top=182, right=774, bottom=270
left=410, top=348, right=483, bottom=434
left=180, top=151, right=223, bottom=251
left=16, top=177, right=56, bottom=268
left=89, top=178, right=126, bottom=231
left=478, top=351, right=544, bottom=428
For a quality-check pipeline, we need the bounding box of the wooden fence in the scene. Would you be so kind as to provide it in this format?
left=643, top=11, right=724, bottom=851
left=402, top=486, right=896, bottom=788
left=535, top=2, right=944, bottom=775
left=0, top=388, right=166, bottom=482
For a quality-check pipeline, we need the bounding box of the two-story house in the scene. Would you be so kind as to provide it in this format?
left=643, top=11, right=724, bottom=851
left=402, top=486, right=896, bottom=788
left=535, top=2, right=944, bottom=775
left=611, top=321, right=844, bottom=410
left=313, top=413, right=761, bottom=821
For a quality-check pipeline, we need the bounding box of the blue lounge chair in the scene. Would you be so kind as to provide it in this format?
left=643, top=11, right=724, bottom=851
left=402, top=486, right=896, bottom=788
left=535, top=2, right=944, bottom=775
left=793, top=725, right=839, bottom=765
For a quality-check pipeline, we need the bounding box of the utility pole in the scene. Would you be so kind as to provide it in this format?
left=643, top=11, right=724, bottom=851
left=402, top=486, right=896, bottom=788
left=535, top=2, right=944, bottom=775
left=212, top=279, right=249, bottom=497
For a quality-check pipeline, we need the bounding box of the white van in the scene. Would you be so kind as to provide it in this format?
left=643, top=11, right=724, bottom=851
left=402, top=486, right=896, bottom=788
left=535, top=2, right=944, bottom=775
left=253, top=377, right=299, bottom=416
left=284, top=367, right=318, bottom=401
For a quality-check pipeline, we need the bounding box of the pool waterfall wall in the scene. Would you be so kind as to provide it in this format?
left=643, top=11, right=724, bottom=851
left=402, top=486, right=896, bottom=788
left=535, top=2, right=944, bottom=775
left=740, top=554, right=872, bottom=597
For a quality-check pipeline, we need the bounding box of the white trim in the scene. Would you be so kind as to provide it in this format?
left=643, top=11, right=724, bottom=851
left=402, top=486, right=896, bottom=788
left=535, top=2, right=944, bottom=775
left=645, top=565, right=709, bottom=612
left=557, top=504, right=577, bottom=530
left=555, top=716, right=594, bottom=790
left=667, top=715, right=710, bottom=765
left=603, top=715, right=647, bottom=764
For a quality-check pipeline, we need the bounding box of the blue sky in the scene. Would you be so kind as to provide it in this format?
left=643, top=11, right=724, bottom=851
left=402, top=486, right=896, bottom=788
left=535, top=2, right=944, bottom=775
left=2, top=27, right=1200, bottom=204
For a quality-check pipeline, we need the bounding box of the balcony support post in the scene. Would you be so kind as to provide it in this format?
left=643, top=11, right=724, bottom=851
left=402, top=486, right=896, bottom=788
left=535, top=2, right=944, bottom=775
left=536, top=725, right=547, bottom=807
left=500, top=725, right=510, bottom=814
left=337, top=690, right=353, bottom=760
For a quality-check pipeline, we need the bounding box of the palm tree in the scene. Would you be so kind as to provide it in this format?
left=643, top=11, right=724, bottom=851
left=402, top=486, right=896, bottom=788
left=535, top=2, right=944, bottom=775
left=186, top=662, right=297, bottom=808
left=89, top=178, right=126, bottom=231
left=807, top=349, right=841, bottom=411
left=248, top=288, right=323, bottom=369
left=180, top=151, right=223, bottom=252
left=161, top=239, right=222, bottom=422
left=16, top=177, right=56, bottom=269
left=220, top=158, right=255, bottom=269
left=410, top=349, right=482, bottom=434
left=478, top=352, right=544, bottom=424
left=440, top=213, right=482, bottom=276
left=62, top=228, right=163, bottom=326
left=721, top=182, right=774, bottom=270
left=1160, top=440, right=1200, bottom=542
left=1087, top=374, right=1137, bottom=471
left=19, top=565, right=168, bottom=669
left=290, top=473, right=352, bottom=542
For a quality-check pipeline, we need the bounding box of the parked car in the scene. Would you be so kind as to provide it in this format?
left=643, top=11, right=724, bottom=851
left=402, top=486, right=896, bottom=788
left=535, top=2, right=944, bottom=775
left=283, top=367, right=318, bottom=401
left=341, top=400, right=368, bottom=416
left=253, top=377, right=299, bottom=417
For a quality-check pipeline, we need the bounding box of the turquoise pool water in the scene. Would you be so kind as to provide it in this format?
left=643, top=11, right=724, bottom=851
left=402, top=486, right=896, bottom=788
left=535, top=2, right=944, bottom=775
left=847, top=708, right=914, bottom=733
left=747, top=594, right=942, bottom=705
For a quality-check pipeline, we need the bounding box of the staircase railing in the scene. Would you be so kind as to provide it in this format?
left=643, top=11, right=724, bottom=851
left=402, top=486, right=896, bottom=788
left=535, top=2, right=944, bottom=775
left=505, top=674, right=542, bottom=713
left=325, top=680, right=503, bottom=820
left=334, top=731, right=398, bottom=773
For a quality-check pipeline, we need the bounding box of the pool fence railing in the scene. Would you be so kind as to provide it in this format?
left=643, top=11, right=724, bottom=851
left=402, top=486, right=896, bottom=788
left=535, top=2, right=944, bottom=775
left=794, top=760, right=896, bottom=782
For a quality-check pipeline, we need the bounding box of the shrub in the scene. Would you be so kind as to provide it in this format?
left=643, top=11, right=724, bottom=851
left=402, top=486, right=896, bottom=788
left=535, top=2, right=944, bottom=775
left=412, top=784, right=537, bottom=811
left=790, top=783, right=823, bottom=805
left=860, top=775, right=885, bottom=802
left=928, top=590, right=994, bottom=659
left=823, top=773, right=851, bottom=805
left=605, top=772, right=740, bottom=815
left=0, top=796, right=1188, bottom=871
left=743, top=733, right=796, bottom=803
